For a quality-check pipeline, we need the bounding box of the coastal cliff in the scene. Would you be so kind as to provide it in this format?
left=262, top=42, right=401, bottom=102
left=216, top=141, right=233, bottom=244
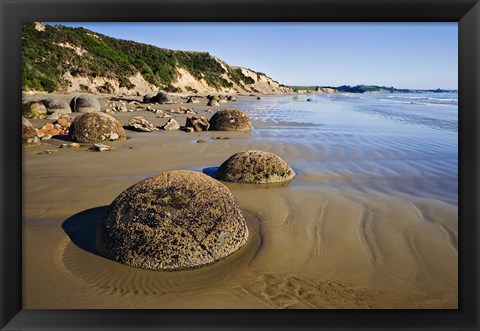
left=22, top=23, right=292, bottom=95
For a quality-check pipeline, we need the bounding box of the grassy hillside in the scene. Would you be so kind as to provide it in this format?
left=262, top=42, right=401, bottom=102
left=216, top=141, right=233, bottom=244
left=22, top=23, right=266, bottom=93
left=290, top=86, right=318, bottom=91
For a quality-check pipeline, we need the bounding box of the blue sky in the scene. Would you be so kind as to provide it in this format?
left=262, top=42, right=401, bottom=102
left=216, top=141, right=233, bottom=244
left=47, top=22, right=458, bottom=89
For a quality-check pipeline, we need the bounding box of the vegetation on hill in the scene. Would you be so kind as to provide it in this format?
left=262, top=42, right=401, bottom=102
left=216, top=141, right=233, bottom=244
left=22, top=23, right=275, bottom=93
left=290, top=86, right=318, bottom=92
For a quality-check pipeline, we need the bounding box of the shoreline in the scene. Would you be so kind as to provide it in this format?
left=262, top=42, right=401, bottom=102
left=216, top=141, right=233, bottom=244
left=22, top=93, right=458, bottom=309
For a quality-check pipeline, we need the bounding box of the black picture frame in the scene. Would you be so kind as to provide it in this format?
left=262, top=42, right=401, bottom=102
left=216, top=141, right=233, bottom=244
left=1, top=0, right=478, bottom=330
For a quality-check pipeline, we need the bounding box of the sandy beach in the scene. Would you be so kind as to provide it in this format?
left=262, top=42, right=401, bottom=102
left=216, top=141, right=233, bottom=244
left=22, top=94, right=458, bottom=309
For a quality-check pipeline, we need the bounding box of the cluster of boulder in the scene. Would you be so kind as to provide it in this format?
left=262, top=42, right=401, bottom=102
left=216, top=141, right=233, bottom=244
left=143, top=91, right=175, bottom=104
left=23, top=94, right=98, bottom=120
left=205, top=94, right=236, bottom=107
left=22, top=117, right=72, bottom=145
left=23, top=99, right=71, bottom=120
left=22, top=90, right=254, bottom=149
left=96, top=149, right=295, bottom=270
left=24, top=91, right=298, bottom=272
left=36, top=118, right=71, bottom=140
left=105, top=100, right=143, bottom=114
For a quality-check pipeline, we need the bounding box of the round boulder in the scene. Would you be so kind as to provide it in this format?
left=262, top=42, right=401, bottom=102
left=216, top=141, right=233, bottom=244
left=69, top=112, right=126, bottom=143
left=96, top=170, right=249, bottom=271
left=209, top=108, right=252, bottom=131
left=22, top=117, right=40, bottom=146
left=155, top=91, right=173, bottom=104
left=143, top=93, right=157, bottom=103
left=71, top=94, right=101, bottom=113
left=216, top=150, right=295, bottom=184
left=44, top=99, right=72, bottom=114
left=207, top=99, right=220, bottom=107
left=22, top=101, right=47, bottom=119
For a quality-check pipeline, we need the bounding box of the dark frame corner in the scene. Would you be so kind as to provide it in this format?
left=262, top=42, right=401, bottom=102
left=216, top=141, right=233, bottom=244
left=1, top=0, right=479, bottom=330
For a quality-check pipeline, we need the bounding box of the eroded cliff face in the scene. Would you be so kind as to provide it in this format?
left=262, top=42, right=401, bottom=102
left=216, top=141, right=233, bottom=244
left=170, top=66, right=292, bottom=95
left=57, top=63, right=291, bottom=96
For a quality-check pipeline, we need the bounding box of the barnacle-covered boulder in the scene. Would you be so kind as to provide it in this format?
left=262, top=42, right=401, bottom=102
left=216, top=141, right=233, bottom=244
left=209, top=109, right=252, bottom=131
left=68, top=112, right=126, bottom=143
left=216, top=150, right=295, bottom=184
left=96, top=170, right=249, bottom=270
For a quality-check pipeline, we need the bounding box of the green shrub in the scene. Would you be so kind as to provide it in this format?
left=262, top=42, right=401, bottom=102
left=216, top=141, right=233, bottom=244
left=22, top=22, right=278, bottom=93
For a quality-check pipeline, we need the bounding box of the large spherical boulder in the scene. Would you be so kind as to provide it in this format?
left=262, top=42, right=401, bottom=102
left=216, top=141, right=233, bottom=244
left=44, top=99, right=72, bottom=114
left=70, top=94, right=101, bottom=113
left=96, top=170, right=249, bottom=271
left=22, top=117, right=40, bottom=146
left=216, top=150, right=295, bottom=184
left=209, top=109, right=252, bottom=131
left=69, top=112, right=126, bottom=143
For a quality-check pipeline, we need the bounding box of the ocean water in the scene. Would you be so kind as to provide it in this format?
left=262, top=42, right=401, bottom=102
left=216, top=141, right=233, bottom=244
left=234, top=93, right=458, bottom=205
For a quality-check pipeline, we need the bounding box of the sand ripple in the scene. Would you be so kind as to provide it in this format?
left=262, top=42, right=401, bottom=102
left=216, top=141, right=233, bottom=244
left=58, top=209, right=262, bottom=296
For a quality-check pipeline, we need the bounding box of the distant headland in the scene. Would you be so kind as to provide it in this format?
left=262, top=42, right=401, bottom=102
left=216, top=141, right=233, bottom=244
left=291, top=85, right=457, bottom=94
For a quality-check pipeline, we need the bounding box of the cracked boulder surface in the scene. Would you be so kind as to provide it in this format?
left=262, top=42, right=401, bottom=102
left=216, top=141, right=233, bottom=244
left=216, top=150, right=295, bottom=184
left=96, top=170, right=249, bottom=271
left=69, top=112, right=126, bottom=143
left=209, top=109, right=252, bottom=131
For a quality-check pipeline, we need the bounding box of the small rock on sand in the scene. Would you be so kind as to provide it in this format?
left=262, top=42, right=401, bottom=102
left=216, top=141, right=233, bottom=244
left=91, top=143, right=113, bottom=152
left=161, top=118, right=180, bottom=131
left=126, top=116, right=159, bottom=132
left=22, top=117, right=40, bottom=146
left=60, top=143, right=80, bottom=148
left=185, top=116, right=210, bottom=132
left=207, top=99, right=220, bottom=107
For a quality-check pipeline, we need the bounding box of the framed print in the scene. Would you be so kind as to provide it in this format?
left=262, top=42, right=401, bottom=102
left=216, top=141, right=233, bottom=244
left=1, top=0, right=479, bottom=330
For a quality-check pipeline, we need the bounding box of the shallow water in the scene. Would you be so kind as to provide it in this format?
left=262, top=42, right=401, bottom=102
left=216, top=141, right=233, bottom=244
left=234, top=93, right=458, bottom=205
left=23, top=94, right=458, bottom=309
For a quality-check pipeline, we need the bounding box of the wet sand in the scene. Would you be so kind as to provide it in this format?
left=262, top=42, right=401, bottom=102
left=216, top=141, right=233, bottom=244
left=22, top=95, right=458, bottom=308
